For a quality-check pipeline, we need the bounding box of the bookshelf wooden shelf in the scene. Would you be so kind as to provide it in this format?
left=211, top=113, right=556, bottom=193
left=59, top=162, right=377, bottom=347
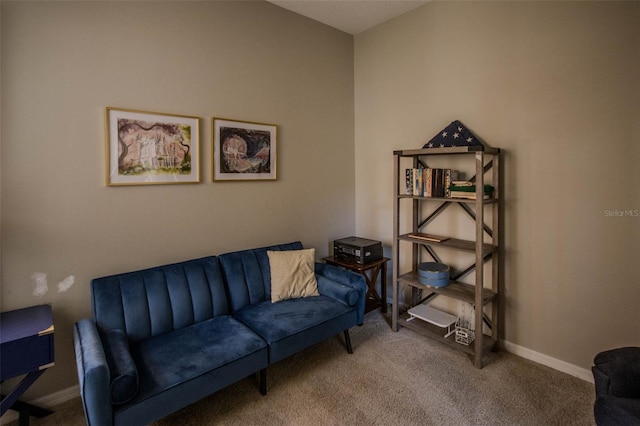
left=393, top=146, right=500, bottom=156
left=398, top=234, right=498, bottom=255
left=397, top=194, right=499, bottom=204
left=392, top=146, right=501, bottom=368
left=398, top=272, right=497, bottom=306
left=399, top=311, right=496, bottom=355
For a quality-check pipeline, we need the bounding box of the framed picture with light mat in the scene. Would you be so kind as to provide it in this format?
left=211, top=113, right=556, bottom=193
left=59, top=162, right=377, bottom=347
left=212, top=118, right=277, bottom=181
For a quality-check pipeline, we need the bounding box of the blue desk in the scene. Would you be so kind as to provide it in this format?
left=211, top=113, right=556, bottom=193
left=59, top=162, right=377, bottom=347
left=0, top=304, right=55, bottom=425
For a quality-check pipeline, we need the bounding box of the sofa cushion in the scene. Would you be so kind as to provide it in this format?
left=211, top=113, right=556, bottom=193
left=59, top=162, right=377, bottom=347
left=219, top=241, right=304, bottom=311
left=91, top=256, right=229, bottom=343
left=129, top=315, right=267, bottom=403
left=268, top=248, right=319, bottom=303
left=102, top=329, right=138, bottom=405
left=233, top=296, right=356, bottom=363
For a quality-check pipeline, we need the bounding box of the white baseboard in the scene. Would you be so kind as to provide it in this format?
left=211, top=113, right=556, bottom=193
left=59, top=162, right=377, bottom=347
left=386, top=297, right=595, bottom=384
left=501, top=340, right=594, bottom=384
left=0, top=385, right=79, bottom=425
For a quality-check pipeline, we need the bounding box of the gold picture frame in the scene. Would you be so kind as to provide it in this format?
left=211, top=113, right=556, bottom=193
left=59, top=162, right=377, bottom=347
left=106, top=107, right=200, bottom=186
left=212, top=118, right=277, bottom=181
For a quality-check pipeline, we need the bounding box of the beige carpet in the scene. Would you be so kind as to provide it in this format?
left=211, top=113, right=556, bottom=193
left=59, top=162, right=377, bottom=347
left=10, top=311, right=595, bottom=425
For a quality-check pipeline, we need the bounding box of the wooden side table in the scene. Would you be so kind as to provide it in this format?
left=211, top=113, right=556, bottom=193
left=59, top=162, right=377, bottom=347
left=0, top=304, right=55, bottom=425
left=323, top=256, right=390, bottom=313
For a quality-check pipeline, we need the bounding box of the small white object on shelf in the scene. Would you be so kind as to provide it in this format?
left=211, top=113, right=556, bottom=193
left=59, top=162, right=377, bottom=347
left=407, top=304, right=456, bottom=338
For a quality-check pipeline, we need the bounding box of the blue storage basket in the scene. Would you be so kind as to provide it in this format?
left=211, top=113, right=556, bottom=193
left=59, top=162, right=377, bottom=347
left=418, top=262, right=450, bottom=287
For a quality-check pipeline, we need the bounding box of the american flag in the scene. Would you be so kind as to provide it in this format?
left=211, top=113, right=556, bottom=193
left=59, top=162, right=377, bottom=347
left=423, top=120, right=483, bottom=148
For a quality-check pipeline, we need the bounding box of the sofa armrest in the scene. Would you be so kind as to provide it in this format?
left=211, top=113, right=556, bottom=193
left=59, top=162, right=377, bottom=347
left=315, top=263, right=367, bottom=325
left=73, top=319, right=113, bottom=426
left=593, top=365, right=611, bottom=397
left=593, top=347, right=640, bottom=398
left=317, top=276, right=359, bottom=306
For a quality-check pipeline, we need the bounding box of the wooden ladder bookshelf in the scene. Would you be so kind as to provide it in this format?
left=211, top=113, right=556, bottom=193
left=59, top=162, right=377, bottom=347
left=391, top=146, right=501, bottom=368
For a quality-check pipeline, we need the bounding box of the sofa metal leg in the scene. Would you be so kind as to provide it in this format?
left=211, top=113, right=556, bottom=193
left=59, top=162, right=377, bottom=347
left=344, top=330, right=353, bottom=354
left=260, top=368, right=267, bottom=396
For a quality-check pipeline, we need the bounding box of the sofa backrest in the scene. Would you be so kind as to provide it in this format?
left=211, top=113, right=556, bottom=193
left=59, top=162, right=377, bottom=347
left=218, top=241, right=303, bottom=312
left=91, top=256, right=228, bottom=343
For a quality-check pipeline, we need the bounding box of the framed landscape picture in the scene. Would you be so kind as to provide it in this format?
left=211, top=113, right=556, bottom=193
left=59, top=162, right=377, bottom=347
left=106, top=107, right=200, bottom=186
left=212, top=118, right=277, bottom=181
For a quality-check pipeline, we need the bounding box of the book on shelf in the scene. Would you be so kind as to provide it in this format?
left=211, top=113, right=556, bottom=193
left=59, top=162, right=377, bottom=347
left=433, top=169, right=443, bottom=197
left=407, top=233, right=450, bottom=243
left=448, top=182, right=494, bottom=200
left=449, top=191, right=491, bottom=200
left=405, top=169, right=412, bottom=195
left=404, top=168, right=460, bottom=198
left=451, top=181, right=473, bottom=187
left=444, top=169, right=453, bottom=198
left=425, top=168, right=432, bottom=197
left=413, top=168, right=421, bottom=196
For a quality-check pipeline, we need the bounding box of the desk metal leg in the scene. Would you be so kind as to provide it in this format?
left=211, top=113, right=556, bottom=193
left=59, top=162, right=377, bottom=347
left=1, top=370, right=54, bottom=424
left=13, top=399, right=54, bottom=426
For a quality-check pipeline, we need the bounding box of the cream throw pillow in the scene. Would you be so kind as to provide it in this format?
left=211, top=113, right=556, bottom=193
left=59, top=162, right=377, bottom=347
left=268, top=248, right=320, bottom=303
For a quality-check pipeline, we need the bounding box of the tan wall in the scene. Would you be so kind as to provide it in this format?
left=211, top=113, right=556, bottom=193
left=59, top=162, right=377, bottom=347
left=355, top=1, right=640, bottom=371
left=0, top=1, right=354, bottom=399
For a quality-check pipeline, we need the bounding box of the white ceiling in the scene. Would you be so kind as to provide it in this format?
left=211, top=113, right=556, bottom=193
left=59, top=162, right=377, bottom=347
left=267, top=0, right=430, bottom=35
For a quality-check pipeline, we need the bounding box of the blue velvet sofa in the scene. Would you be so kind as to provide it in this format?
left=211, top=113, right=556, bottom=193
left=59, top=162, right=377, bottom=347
left=73, top=242, right=366, bottom=426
